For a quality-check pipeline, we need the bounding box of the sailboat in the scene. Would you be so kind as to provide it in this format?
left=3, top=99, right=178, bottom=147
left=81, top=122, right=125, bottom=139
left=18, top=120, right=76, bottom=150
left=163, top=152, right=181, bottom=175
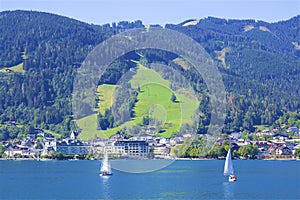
left=223, top=148, right=237, bottom=182
left=100, top=150, right=112, bottom=176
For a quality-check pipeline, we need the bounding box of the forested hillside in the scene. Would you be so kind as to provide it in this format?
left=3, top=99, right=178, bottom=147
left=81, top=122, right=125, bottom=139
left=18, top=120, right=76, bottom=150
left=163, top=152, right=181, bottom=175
left=166, top=17, right=300, bottom=132
left=0, top=10, right=299, bottom=139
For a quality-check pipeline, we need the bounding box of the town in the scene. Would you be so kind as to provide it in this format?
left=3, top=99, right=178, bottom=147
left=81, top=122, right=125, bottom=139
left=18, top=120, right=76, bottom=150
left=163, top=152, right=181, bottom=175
left=1, top=124, right=300, bottom=161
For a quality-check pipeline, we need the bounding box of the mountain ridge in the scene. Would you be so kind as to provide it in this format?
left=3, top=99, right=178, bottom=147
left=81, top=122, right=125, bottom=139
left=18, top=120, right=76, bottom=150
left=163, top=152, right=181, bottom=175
left=0, top=10, right=299, bottom=139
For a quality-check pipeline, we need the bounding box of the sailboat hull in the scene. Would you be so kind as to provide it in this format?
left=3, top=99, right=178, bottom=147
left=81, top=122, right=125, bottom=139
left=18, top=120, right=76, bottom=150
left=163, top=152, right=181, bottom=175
left=228, top=175, right=237, bottom=182
left=100, top=172, right=112, bottom=176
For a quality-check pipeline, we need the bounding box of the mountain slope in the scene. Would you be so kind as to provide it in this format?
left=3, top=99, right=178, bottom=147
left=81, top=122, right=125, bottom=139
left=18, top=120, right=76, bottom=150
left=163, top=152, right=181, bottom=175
left=0, top=10, right=299, bottom=139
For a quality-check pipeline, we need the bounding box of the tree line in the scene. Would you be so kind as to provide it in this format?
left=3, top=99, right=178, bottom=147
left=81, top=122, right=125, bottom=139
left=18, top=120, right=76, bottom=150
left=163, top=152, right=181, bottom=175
left=0, top=10, right=299, bottom=140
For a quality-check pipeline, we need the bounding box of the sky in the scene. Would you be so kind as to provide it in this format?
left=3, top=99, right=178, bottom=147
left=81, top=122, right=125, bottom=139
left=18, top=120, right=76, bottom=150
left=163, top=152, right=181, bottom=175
left=0, top=0, right=299, bottom=25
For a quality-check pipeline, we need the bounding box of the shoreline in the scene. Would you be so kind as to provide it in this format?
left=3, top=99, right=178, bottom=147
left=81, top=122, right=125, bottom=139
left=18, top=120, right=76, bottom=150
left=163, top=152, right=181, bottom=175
left=0, top=157, right=298, bottom=161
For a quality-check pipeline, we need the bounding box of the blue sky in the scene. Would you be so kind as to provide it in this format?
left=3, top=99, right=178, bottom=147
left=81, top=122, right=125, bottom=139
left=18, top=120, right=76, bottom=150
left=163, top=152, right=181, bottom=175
left=1, top=0, right=299, bottom=25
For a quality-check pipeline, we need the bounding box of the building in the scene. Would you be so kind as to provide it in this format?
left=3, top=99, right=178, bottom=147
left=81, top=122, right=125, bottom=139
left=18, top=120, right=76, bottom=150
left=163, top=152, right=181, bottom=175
left=4, top=139, right=42, bottom=157
left=287, top=127, right=299, bottom=134
left=251, top=141, right=268, bottom=151
left=153, top=144, right=169, bottom=156
left=42, top=140, right=56, bottom=155
left=113, top=140, right=149, bottom=158
left=139, top=134, right=154, bottom=141
left=55, top=139, right=90, bottom=155
left=70, top=131, right=77, bottom=140
left=42, top=133, right=55, bottom=141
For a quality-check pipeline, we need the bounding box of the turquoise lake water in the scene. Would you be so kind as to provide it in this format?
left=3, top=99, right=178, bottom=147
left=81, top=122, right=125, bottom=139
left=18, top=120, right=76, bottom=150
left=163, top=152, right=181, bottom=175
left=0, top=160, right=299, bottom=199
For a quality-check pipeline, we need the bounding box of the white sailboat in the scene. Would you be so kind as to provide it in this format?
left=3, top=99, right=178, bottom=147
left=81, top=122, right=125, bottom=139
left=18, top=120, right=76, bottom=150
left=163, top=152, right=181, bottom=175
left=223, top=148, right=237, bottom=182
left=100, top=151, right=112, bottom=176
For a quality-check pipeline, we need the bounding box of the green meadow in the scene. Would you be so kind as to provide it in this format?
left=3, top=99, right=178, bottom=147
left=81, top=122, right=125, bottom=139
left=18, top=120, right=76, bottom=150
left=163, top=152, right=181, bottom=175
left=96, top=84, right=116, bottom=114
left=77, top=61, right=199, bottom=140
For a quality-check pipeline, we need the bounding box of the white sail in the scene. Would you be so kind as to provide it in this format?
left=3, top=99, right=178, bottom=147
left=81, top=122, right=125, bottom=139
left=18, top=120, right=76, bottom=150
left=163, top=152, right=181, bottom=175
left=100, top=151, right=111, bottom=174
left=223, top=148, right=234, bottom=176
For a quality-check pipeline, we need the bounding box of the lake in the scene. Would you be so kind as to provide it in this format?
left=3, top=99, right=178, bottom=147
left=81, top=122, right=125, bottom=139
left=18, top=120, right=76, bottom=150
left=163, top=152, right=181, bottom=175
left=0, top=160, right=299, bottom=199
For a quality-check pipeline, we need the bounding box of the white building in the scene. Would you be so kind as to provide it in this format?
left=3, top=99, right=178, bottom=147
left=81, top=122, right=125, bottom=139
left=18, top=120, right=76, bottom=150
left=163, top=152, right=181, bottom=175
left=54, top=139, right=90, bottom=155
left=113, top=140, right=149, bottom=158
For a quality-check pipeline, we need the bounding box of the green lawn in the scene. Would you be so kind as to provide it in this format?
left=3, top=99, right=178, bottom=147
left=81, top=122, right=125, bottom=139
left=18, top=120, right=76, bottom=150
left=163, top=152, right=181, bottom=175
left=77, top=114, right=107, bottom=140
left=130, top=64, right=199, bottom=137
left=253, top=125, right=270, bottom=131
left=43, top=129, right=62, bottom=139
left=77, top=61, right=199, bottom=139
left=96, top=84, right=116, bottom=114
left=133, top=83, right=180, bottom=137
left=77, top=113, right=137, bottom=140
left=130, top=61, right=169, bottom=89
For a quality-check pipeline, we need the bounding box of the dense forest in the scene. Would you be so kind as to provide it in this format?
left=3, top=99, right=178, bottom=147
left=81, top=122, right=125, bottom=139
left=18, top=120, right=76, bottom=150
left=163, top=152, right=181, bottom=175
left=0, top=10, right=299, bottom=140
